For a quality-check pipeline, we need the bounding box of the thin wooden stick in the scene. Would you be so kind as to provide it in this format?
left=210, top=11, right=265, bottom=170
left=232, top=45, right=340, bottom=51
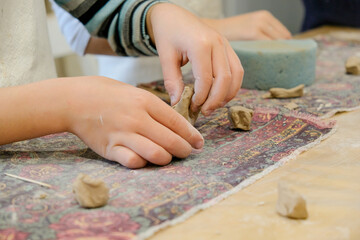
left=4, top=173, right=53, bottom=188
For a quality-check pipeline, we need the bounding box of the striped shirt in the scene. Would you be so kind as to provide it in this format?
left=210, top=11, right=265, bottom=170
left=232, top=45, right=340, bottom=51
left=54, top=0, right=168, bottom=56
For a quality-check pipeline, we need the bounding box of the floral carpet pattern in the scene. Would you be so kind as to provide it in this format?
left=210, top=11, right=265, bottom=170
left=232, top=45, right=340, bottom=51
left=0, top=36, right=358, bottom=240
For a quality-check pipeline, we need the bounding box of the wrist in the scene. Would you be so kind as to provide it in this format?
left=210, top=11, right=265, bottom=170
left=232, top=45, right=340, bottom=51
left=145, top=2, right=170, bottom=47
left=201, top=18, right=222, bottom=33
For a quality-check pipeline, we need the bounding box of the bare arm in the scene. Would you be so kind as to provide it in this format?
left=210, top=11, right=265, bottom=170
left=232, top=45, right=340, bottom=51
left=0, top=80, right=68, bottom=144
left=0, top=77, right=204, bottom=168
left=84, top=37, right=117, bottom=56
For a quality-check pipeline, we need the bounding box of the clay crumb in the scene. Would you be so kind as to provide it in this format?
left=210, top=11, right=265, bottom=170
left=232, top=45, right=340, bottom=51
left=345, top=56, right=360, bottom=75
left=284, top=102, right=299, bottom=110
left=172, top=85, right=200, bottom=125
left=228, top=106, right=253, bottom=131
left=263, top=84, right=304, bottom=99
left=276, top=181, right=308, bottom=219
left=73, top=173, right=109, bottom=208
left=39, top=193, right=47, bottom=199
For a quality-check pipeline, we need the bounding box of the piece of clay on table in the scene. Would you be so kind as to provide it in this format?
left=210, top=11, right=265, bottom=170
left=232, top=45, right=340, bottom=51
left=276, top=181, right=308, bottom=219
left=345, top=56, right=360, bottom=75
left=172, top=85, right=200, bottom=125
left=228, top=106, right=253, bottom=131
left=73, top=173, right=109, bottom=208
left=284, top=101, right=299, bottom=110
left=263, top=84, right=304, bottom=99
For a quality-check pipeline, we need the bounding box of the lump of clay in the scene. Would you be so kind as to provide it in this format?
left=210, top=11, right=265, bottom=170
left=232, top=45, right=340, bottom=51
left=276, top=181, right=308, bottom=219
left=73, top=173, right=109, bottom=208
left=284, top=101, right=299, bottom=110
left=345, top=56, right=360, bottom=75
left=172, top=85, right=200, bottom=125
left=228, top=106, right=253, bottom=131
left=264, top=84, right=304, bottom=99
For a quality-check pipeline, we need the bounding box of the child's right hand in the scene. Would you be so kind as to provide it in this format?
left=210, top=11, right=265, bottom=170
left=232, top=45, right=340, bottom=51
left=64, top=76, right=204, bottom=168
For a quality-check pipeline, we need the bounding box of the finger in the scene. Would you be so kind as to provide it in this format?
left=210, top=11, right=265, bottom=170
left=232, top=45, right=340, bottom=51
left=145, top=93, right=204, bottom=149
left=117, top=133, right=173, bottom=166
left=106, top=145, right=147, bottom=169
left=224, top=41, right=244, bottom=102
left=270, top=18, right=292, bottom=39
left=261, top=24, right=285, bottom=40
left=139, top=115, right=193, bottom=159
left=124, top=131, right=174, bottom=165
left=253, top=31, right=272, bottom=40
left=201, top=40, right=232, bottom=115
left=189, top=42, right=213, bottom=113
left=158, top=46, right=184, bottom=105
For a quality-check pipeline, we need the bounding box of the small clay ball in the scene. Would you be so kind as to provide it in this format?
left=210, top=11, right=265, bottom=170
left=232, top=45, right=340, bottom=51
left=73, top=173, right=109, bottom=208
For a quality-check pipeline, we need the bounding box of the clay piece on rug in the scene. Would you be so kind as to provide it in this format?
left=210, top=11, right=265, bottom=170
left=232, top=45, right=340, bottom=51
left=276, top=181, right=308, bottom=219
left=228, top=106, right=253, bottom=131
left=284, top=101, right=299, bottom=110
left=73, top=173, right=109, bottom=208
left=345, top=56, right=360, bottom=75
left=263, top=84, right=304, bottom=99
left=172, top=85, right=200, bottom=125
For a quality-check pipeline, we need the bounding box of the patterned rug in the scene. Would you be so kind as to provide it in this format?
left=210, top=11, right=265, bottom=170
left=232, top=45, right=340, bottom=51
left=0, top=36, right=358, bottom=240
left=142, top=35, right=360, bottom=119
left=232, top=35, right=360, bottom=118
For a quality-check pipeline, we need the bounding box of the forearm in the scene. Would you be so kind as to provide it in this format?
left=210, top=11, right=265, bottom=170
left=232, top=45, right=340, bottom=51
left=84, top=37, right=117, bottom=56
left=0, top=79, right=69, bottom=145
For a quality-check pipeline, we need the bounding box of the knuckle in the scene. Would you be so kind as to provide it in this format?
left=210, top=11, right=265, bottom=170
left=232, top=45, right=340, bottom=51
left=168, top=112, right=183, bottom=127
left=258, top=10, right=271, bottom=18
left=151, top=150, right=172, bottom=165
left=123, top=152, right=144, bottom=169
left=207, top=101, right=224, bottom=111
left=226, top=89, right=239, bottom=102
left=133, top=93, right=149, bottom=108
left=147, top=148, right=165, bottom=162
left=248, top=29, right=259, bottom=38
left=221, top=71, right=232, bottom=83
left=196, top=37, right=212, bottom=49
left=177, top=145, right=192, bottom=158
left=214, top=34, right=226, bottom=45
left=122, top=116, right=142, bottom=131
left=193, top=94, right=206, bottom=107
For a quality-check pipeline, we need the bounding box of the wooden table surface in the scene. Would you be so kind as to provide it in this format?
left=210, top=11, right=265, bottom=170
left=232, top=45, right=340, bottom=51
left=150, top=26, right=360, bottom=240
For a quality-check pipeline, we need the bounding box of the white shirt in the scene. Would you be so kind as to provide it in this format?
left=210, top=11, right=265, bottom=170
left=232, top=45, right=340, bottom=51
left=0, top=0, right=56, bottom=87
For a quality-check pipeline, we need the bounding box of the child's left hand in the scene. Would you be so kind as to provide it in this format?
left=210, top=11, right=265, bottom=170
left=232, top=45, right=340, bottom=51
left=147, top=3, right=244, bottom=116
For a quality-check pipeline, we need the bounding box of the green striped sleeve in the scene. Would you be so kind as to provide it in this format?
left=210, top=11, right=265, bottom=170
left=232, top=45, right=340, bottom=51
left=55, top=0, right=169, bottom=56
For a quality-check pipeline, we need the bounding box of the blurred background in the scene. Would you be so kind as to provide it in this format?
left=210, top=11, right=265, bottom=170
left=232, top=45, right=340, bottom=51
left=45, top=0, right=305, bottom=78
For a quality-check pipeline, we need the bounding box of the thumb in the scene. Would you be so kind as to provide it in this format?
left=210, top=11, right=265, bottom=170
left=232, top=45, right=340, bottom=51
left=159, top=48, right=185, bottom=105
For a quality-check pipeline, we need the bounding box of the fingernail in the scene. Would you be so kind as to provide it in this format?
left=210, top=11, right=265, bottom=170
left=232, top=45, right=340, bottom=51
left=195, top=139, right=204, bottom=149
left=170, top=95, right=176, bottom=105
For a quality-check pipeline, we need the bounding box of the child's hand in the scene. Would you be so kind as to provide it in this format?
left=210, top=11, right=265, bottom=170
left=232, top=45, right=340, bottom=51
left=147, top=3, right=244, bottom=116
left=203, top=10, right=292, bottom=41
left=66, top=77, right=204, bottom=168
